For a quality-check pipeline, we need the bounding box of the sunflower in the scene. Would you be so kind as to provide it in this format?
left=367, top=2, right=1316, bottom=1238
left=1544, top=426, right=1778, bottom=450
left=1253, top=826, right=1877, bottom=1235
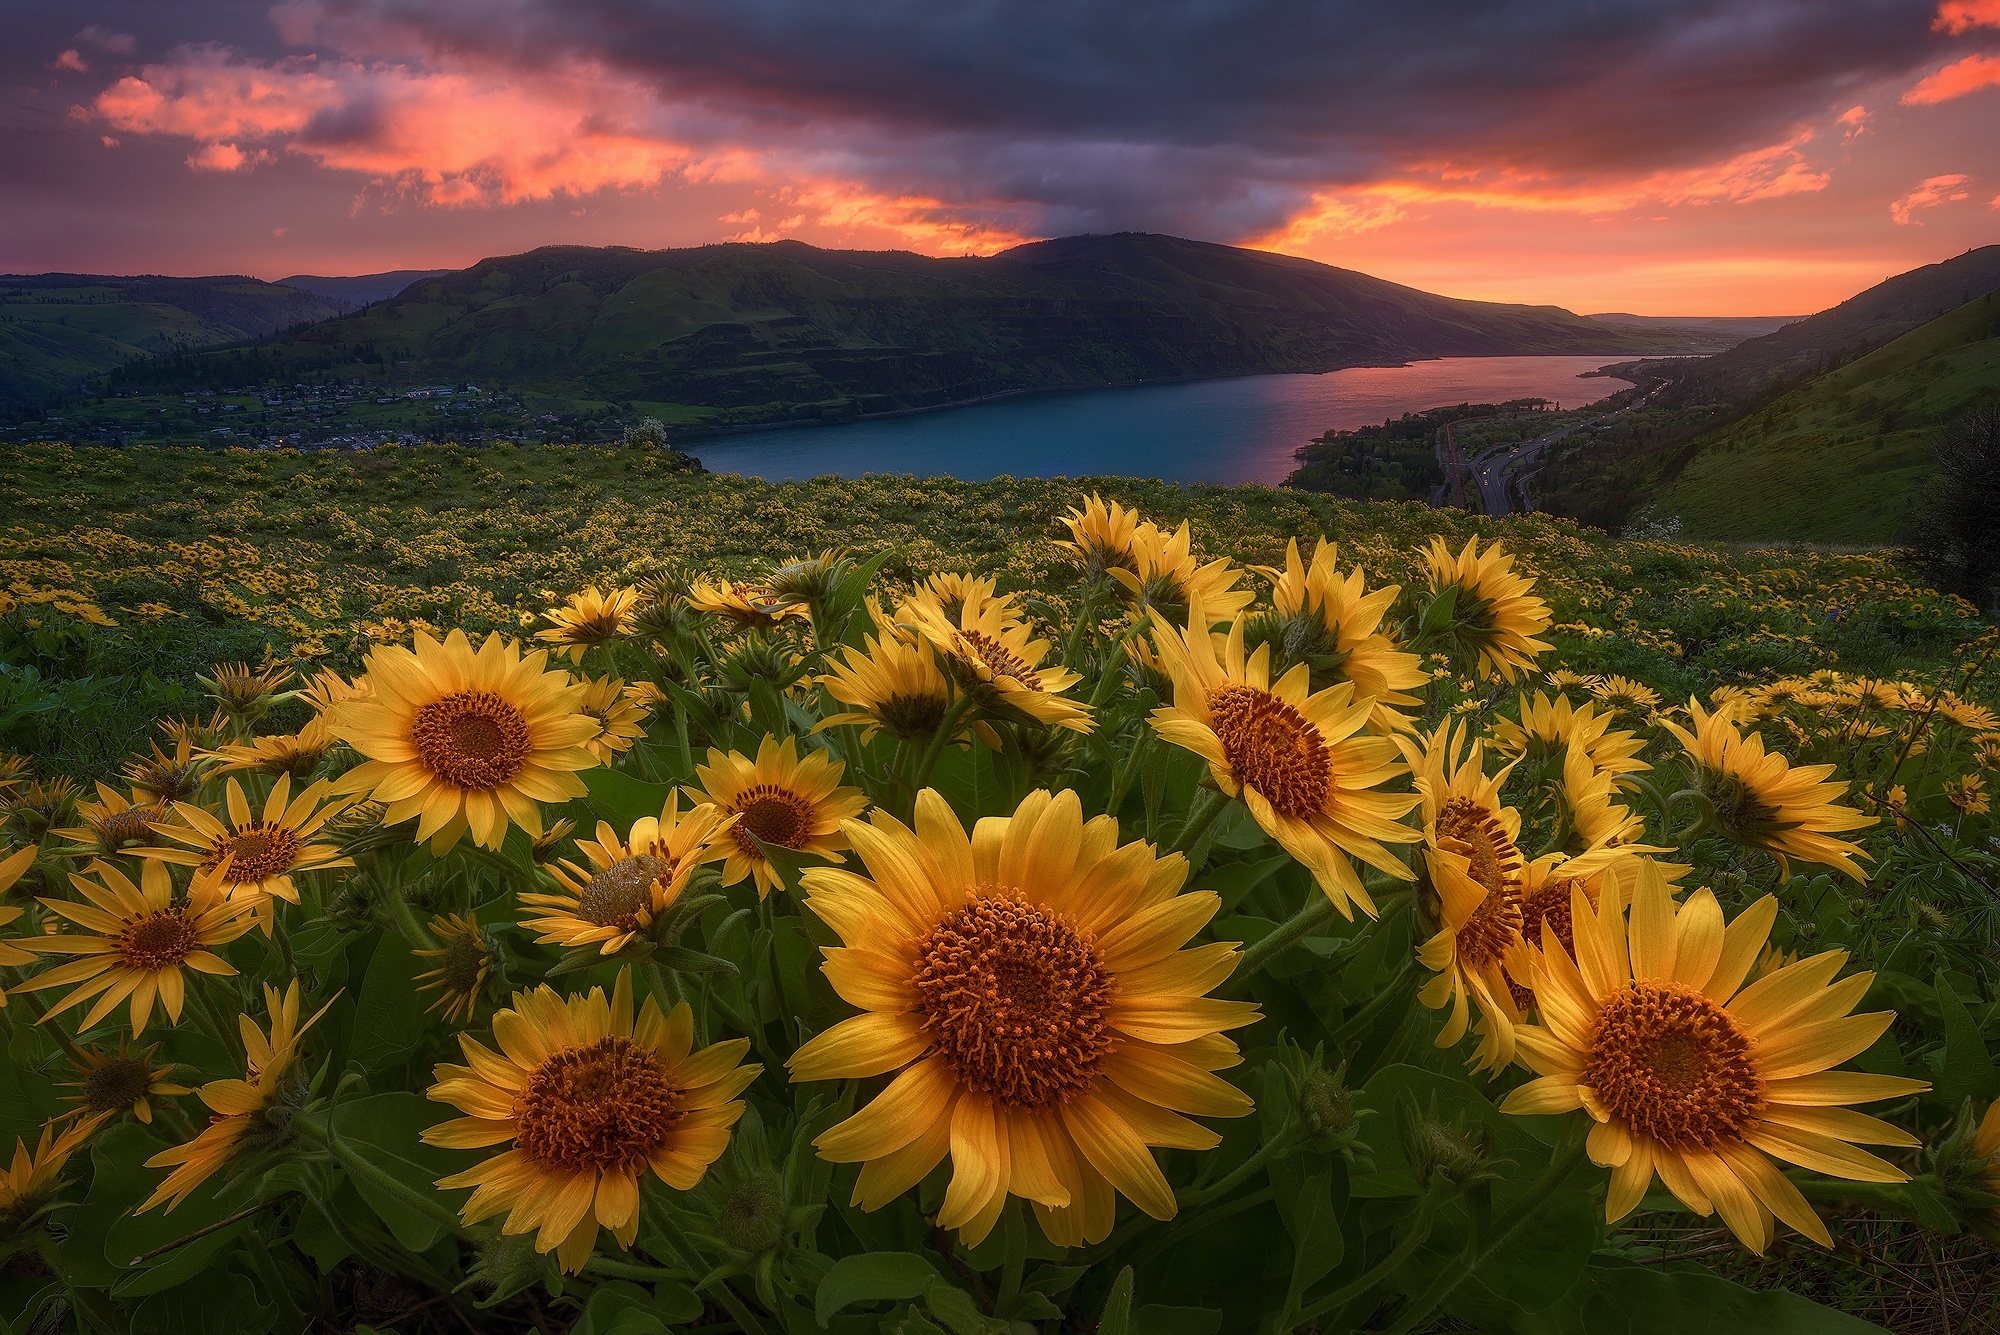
left=765, top=550, right=851, bottom=613
left=1502, top=850, right=1670, bottom=1011
left=1057, top=493, right=1144, bottom=577
left=1661, top=700, right=1875, bottom=881
left=423, top=970, right=758, bottom=1273
left=330, top=630, right=601, bottom=852
left=1421, top=537, right=1553, bottom=682
left=690, top=736, right=868, bottom=897
left=817, top=629, right=964, bottom=745
left=1589, top=675, right=1662, bottom=718
left=415, top=912, right=494, bottom=1023
left=1259, top=538, right=1426, bottom=730
left=1110, top=521, right=1254, bottom=626
left=1557, top=744, right=1663, bottom=856
left=298, top=667, right=371, bottom=714
left=1939, top=696, right=2000, bottom=733
left=1544, top=669, right=1592, bottom=691
left=1974, top=1100, right=2000, bottom=1230
left=140, top=776, right=352, bottom=933
left=54, top=783, right=168, bottom=858
left=4, top=777, right=77, bottom=841
left=141, top=981, right=336, bottom=1212
left=1975, top=735, right=2000, bottom=770
left=1398, top=721, right=1528, bottom=1069
left=0, top=845, right=39, bottom=996
left=0, top=1117, right=97, bottom=1231
left=123, top=736, right=207, bottom=806
left=15, top=860, right=255, bottom=1034
left=576, top=676, right=653, bottom=765
left=903, top=594, right=1093, bottom=734
left=1501, top=867, right=1928, bottom=1252
left=686, top=578, right=807, bottom=631
left=789, top=789, right=1259, bottom=1246
left=917, top=572, right=1019, bottom=627
left=537, top=585, right=642, bottom=662
left=197, top=660, right=295, bottom=724
left=523, top=796, right=734, bottom=954
left=202, top=717, right=337, bottom=781
left=1944, top=773, right=1989, bottom=816
left=1838, top=679, right=1900, bottom=713
left=1490, top=692, right=1648, bottom=778
left=58, top=1036, right=189, bottom=1127
left=1151, top=601, right=1420, bottom=917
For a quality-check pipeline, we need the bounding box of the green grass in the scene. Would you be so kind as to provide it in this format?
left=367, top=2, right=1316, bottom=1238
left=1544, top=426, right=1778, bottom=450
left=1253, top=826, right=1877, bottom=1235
left=1649, top=294, right=2000, bottom=543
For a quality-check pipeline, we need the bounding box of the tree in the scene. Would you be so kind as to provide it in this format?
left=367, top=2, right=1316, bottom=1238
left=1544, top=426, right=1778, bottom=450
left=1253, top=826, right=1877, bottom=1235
left=622, top=416, right=670, bottom=449
left=1910, top=406, right=2000, bottom=612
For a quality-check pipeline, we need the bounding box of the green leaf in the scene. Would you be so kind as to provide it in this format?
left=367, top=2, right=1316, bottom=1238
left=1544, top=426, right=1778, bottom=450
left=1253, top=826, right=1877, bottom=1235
left=349, top=931, right=425, bottom=1068
left=328, top=1091, right=465, bottom=1251
left=1276, top=1168, right=1346, bottom=1322
left=814, top=1251, right=945, bottom=1326
left=921, top=1276, right=1011, bottom=1335
left=585, top=767, right=682, bottom=830
left=579, top=1281, right=670, bottom=1335
left=1934, top=979, right=2000, bottom=1103
left=128, top=1270, right=276, bottom=1335
left=1097, top=1267, right=1135, bottom=1335
left=1510, top=1258, right=1891, bottom=1334
left=1134, top=1307, right=1223, bottom=1335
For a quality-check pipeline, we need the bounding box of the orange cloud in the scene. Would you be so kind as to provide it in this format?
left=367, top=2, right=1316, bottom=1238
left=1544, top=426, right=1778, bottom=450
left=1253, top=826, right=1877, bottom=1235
left=1934, top=0, right=2000, bottom=33
left=51, top=50, right=88, bottom=74
left=1901, top=53, right=2000, bottom=103
left=1889, top=173, right=1972, bottom=223
left=186, top=142, right=251, bottom=172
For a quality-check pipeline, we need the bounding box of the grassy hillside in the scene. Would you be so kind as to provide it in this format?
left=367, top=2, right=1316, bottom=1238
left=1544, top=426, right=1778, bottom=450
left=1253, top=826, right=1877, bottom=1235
left=97, top=234, right=1713, bottom=431
left=1646, top=291, right=2000, bottom=542
left=0, top=275, right=348, bottom=412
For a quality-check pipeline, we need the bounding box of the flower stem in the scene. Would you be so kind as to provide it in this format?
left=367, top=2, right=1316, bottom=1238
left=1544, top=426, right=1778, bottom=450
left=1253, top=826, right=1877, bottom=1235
left=1293, top=1181, right=1446, bottom=1326
left=906, top=697, right=977, bottom=813
left=1170, top=786, right=1230, bottom=856
left=1231, top=895, right=1340, bottom=982
left=379, top=878, right=436, bottom=949
left=189, top=974, right=246, bottom=1068
left=642, top=1192, right=774, bottom=1335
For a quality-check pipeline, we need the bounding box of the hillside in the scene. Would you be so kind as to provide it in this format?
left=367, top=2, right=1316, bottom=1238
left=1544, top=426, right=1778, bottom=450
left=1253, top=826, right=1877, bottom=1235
left=99, top=233, right=1714, bottom=430
left=278, top=269, right=452, bottom=306
left=0, top=274, right=347, bottom=412
left=1645, top=290, right=2000, bottom=542
left=1664, top=245, right=2000, bottom=404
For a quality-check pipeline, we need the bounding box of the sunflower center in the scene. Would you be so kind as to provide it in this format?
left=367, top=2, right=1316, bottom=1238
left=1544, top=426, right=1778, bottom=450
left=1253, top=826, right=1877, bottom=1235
left=218, top=824, right=301, bottom=882
left=910, top=892, right=1116, bottom=1108
left=441, top=932, right=488, bottom=992
left=409, top=690, right=533, bottom=790
left=959, top=630, right=1041, bottom=689
left=730, top=787, right=815, bottom=857
left=1207, top=684, right=1330, bottom=818
left=1436, top=797, right=1521, bottom=892
left=879, top=691, right=951, bottom=739
left=1582, top=982, right=1764, bottom=1150
left=117, top=911, right=197, bottom=971
left=578, top=854, right=669, bottom=928
left=1706, top=773, right=1787, bottom=838
left=1454, top=878, right=1523, bottom=971
left=514, top=1036, right=684, bottom=1173
left=84, top=1057, right=154, bottom=1113
left=1518, top=875, right=1589, bottom=956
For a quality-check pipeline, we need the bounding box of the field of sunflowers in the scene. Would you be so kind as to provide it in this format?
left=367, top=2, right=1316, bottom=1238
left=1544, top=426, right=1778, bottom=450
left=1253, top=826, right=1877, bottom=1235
left=1, top=441, right=1998, bottom=1335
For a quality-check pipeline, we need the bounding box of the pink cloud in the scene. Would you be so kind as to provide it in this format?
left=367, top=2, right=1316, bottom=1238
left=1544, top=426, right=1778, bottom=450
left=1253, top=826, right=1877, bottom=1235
left=51, top=50, right=88, bottom=74
left=1837, top=105, right=1869, bottom=138
left=76, top=25, right=137, bottom=56
left=1902, top=53, right=2000, bottom=104
left=1933, top=0, right=2000, bottom=34
left=186, top=142, right=251, bottom=172
left=1889, top=173, right=1972, bottom=223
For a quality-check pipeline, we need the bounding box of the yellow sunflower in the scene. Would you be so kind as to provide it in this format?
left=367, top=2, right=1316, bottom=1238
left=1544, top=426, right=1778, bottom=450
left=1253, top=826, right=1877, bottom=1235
left=576, top=676, right=654, bottom=765
left=918, top=572, right=1020, bottom=627
left=1589, top=675, right=1662, bottom=718
left=523, top=796, right=734, bottom=955
left=1661, top=700, right=1876, bottom=881
left=1057, top=492, right=1145, bottom=577
left=0, top=1117, right=98, bottom=1229
left=0, top=845, right=40, bottom=996
left=789, top=789, right=1259, bottom=1246
left=817, top=629, right=963, bottom=745
left=686, top=578, right=807, bottom=631
left=690, top=736, right=869, bottom=897
left=141, top=776, right=353, bottom=934
left=1559, top=745, right=1664, bottom=856
left=903, top=594, right=1093, bottom=734
left=1945, top=773, right=1989, bottom=815
left=58, top=1037, right=189, bottom=1127
left=202, top=717, right=337, bottom=781
left=1151, top=601, right=1419, bottom=917
left=1398, top=721, right=1527, bottom=1069
left=1262, top=538, right=1426, bottom=731
left=1501, top=866, right=1928, bottom=1252
left=15, top=860, right=256, bottom=1034
left=141, top=981, right=337, bottom=1211
left=414, top=912, right=493, bottom=1023
left=122, top=735, right=208, bottom=805
left=1974, top=1100, right=2000, bottom=1230
left=54, top=783, right=169, bottom=859
left=330, top=630, right=600, bottom=852
left=537, top=585, right=643, bottom=662
left=1421, top=537, right=1553, bottom=682
left=1490, top=692, right=1648, bottom=778
left=423, top=970, right=758, bottom=1273
left=1976, top=735, right=2000, bottom=770
left=1111, top=521, right=1255, bottom=626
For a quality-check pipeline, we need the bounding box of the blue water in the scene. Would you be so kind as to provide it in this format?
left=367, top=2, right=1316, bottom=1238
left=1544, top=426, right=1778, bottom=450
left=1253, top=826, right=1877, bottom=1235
left=692, top=355, right=1635, bottom=485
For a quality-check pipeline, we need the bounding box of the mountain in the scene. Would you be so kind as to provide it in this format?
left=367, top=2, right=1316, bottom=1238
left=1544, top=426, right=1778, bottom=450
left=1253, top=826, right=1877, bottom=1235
left=1587, top=313, right=1802, bottom=338
left=0, top=274, right=346, bottom=412
left=104, top=233, right=1708, bottom=430
left=278, top=270, right=452, bottom=307
left=1644, top=290, right=2000, bottom=543
left=1662, top=245, right=2000, bottom=405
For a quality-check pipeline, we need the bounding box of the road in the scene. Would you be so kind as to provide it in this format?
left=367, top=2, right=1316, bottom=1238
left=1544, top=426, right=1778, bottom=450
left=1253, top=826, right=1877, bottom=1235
left=1444, top=382, right=1667, bottom=517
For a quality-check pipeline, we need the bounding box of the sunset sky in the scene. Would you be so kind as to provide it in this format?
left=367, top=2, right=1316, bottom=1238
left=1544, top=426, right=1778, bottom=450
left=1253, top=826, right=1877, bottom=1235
left=5, top=0, right=1999, bottom=315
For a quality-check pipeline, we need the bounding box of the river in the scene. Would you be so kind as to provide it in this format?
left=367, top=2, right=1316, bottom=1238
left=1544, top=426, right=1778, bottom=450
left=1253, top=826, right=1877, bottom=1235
left=690, top=355, right=1635, bottom=485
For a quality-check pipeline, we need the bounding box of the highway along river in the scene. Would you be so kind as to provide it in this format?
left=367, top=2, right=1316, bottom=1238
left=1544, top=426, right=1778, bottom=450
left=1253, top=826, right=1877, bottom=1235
left=691, top=355, right=1636, bottom=486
